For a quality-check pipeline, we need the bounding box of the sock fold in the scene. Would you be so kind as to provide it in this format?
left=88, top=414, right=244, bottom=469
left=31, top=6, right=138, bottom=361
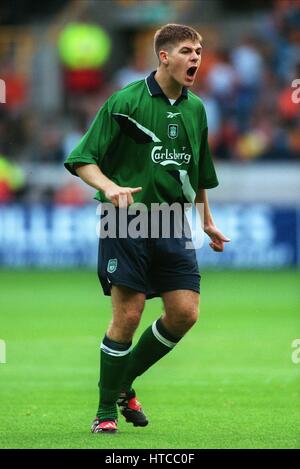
left=152, top=318, right=181, bottom=348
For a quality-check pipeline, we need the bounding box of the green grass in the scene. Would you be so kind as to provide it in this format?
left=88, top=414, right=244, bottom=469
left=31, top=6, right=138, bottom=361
left=0, top=270, right=299, bottom=449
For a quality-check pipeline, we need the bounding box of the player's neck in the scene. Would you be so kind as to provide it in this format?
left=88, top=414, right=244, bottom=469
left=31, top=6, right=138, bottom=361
left=155, top=68, right=183, bottom=100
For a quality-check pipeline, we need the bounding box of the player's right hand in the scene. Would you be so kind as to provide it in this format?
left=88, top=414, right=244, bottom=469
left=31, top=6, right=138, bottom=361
left=104, top=184, right=142, bottom=208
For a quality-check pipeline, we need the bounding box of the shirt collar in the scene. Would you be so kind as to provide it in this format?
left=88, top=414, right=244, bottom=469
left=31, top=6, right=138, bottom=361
left=145, top=71, right=188, bottom=104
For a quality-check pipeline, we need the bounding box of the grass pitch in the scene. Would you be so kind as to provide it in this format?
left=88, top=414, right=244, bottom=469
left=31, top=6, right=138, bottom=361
left=0, top=270, right=299, bottom=449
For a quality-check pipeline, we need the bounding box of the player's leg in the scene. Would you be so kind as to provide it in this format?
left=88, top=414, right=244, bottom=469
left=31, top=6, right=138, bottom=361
left=160, top=289, right=199, bottom=337
left=120, top=290, right=199, bottom=393
left=108, top=285, right=146, bottom=342
left=118, top=300, right=183, bottom=428
left=92, top=286, right=145, bottom=433
left=120, top=221, right=200, bottom=398
left=94, top=211, right=152, bottom=431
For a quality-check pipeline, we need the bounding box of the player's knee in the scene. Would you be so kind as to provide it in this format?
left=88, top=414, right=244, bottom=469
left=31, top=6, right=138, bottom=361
left=184, top=312, right=198, bottom=329
left=110, top=309, right=141, bottom=341
left=176, top=306, right=199, bottom=331
left=123, top=309, right=142, bottom=332
left=164, top=307, right=198, bottom=337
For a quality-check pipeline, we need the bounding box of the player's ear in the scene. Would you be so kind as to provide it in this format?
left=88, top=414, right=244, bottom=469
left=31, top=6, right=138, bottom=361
left=159, top=49, right=168, bottom=65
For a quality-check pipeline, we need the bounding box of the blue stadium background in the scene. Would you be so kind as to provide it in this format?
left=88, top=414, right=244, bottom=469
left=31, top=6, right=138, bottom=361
left=0, top=0, right=299, bottom=270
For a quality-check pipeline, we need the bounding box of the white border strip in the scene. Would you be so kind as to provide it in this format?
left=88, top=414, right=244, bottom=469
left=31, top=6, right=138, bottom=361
left=113, top=113, right=161, bottom=143
left=152, top=321, right=176, bottom=349
left=100, top=343, right=131, bottom=357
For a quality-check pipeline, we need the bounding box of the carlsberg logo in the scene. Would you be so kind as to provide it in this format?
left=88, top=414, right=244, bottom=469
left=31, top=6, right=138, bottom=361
left=151, top=146, right=191, bottom=166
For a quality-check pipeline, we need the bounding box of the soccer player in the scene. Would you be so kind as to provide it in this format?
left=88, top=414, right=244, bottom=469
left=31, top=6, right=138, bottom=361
left=64, top=24, right=230, bottom=433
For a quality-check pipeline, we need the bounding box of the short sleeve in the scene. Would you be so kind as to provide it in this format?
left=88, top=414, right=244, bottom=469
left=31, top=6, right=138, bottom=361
left=64, top=97, right=120, bottom=176
left=198, top=110, right=219, bottom=189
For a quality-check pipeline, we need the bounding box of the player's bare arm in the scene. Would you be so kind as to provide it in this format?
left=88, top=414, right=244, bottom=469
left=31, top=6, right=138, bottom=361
left=74, top=163, right=142, bottom=208
left=196, top=188, right=230, bottom=252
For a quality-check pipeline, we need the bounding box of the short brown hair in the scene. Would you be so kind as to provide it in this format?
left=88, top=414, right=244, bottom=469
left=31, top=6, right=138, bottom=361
left=154, top=23, right=202, bottom=59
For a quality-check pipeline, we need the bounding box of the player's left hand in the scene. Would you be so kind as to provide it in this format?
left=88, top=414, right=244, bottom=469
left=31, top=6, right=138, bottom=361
left=204, top=225, right=230, bottom=252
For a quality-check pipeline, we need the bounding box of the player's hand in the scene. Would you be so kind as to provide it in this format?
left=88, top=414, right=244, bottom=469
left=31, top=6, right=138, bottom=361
left=104, top=183, right=142, bottom=208
left=204, top=225, right=230, bottom=252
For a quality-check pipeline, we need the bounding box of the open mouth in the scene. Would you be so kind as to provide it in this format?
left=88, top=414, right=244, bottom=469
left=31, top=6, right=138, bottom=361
left=186, top=66, right=197, bottom=78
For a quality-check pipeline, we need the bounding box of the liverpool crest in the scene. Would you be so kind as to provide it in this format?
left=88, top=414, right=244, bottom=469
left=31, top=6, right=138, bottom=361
left=107, top=258, right=118, bottom=273
left=168, top=124, right=178, bottom=139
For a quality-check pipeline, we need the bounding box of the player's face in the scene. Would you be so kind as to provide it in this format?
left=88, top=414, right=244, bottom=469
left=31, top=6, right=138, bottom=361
left=165, top=40, right=202, bottom=87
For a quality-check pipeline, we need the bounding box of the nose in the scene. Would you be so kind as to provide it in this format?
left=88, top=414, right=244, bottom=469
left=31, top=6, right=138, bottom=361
left=190, top=51, right=198, bottom=62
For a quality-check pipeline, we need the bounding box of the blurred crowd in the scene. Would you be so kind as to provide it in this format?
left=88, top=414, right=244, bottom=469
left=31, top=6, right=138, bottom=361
left=197, top=0, right=300, bottom=161
left=0, top=0, right=300, bottom=203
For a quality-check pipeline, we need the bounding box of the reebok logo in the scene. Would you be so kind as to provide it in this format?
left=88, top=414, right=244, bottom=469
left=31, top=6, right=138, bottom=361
left=167, top=112, right=181, bottom=118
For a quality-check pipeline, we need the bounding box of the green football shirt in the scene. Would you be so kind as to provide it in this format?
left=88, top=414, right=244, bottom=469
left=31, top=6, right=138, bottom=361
left=64, top=71, right=219, bottom=207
